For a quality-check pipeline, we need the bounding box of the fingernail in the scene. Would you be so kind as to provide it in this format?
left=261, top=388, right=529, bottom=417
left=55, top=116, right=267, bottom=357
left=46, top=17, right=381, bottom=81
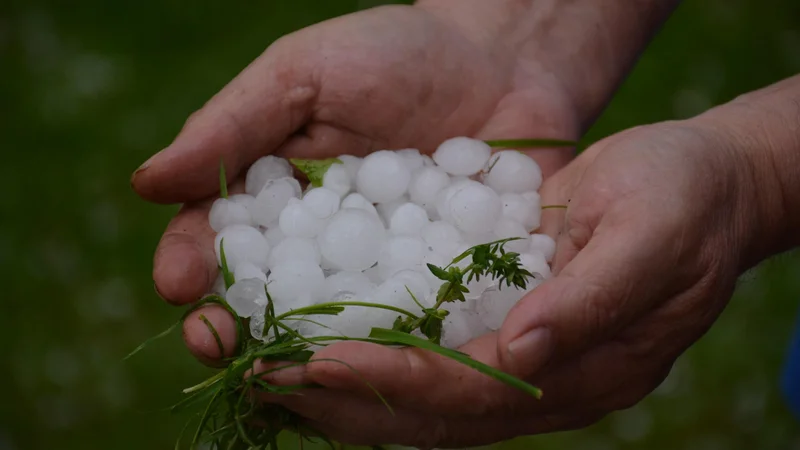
left=507, top=328, right=553, bottom=375
left=131, top=149, right=164, bottom=182
left=260, top=363, right=308, bottom=386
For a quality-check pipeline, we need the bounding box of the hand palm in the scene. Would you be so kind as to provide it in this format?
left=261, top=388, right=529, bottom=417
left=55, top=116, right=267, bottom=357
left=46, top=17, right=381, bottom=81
left=132, top=5, right=575, bottom=355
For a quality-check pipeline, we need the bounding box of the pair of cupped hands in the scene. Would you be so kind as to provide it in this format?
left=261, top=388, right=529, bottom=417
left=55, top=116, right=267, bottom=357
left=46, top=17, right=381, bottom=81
left=131, top=6, right=767, bottom=449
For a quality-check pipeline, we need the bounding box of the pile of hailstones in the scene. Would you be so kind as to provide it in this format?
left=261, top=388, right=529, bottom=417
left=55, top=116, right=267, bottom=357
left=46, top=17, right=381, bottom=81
left=210, top=137, right=555, bottom=349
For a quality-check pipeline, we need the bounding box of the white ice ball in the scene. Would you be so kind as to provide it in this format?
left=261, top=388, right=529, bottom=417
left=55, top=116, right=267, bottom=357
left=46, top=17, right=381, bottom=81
left=317, top=208, right=387, bottom=271
left=500, top=192, right=540, bottom=231
left=356, top=150, right=412, bottom=203
left=208, top=198, right=253, bottom=232
left=229, top=194, right=256, bottom=212
left=432, top=137, right=491, bottom=176
left=377, top=236, right=427, bottom=279
left=448, top=183, right=502, bottom=234
left=268, top=237, right=321, bottom=268
left=245, top=155, right=293, bottom=196
left=373, top=270, right=432, bottom=314
left=234, top=262, right=267, bottom=283
left=389, top=203, right=429, bottom=236
left=528, top=234, right=556, bottom=262
left=263, top=226, right=285, bottom=248
left=226, top=278, right=268, bottom=318
left=341, top=192, right=380, bottom=217
left=421, top=221, right=464, bottom=257
left=214, top=225, right=271, bottom=271
left=396, top=148, right=425, bottom=173
left=493, top=218, right=530, bottom=253
left=435, top=179, right=478, bottom=223
left=337, top=155, right=363, bottom=181
left=267, top=260, right=325, bottom=309
left=519, top=252, right=552, bottom=279
left=279, top=198, right=325, bottom=238
left=376, top=195, right=409, bottom=226
left=441, top=302, right=489, bottom=349
left=476, top=285, right=530, bottom=330
left=484, top=151, right=543, bottom=193
left=303, top=187, right=341, bottom=219
left=319, top=271, right=376, bottom=301
left=408, top=166, right=450, bottom=215
left=252, top=177, right=302, bottom=227
left=322, top=163, right=351, bottom=198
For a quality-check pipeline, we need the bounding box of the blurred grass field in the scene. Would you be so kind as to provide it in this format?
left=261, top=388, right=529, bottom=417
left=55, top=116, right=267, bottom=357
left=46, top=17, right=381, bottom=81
left=1, top=1, right=799, bottom=449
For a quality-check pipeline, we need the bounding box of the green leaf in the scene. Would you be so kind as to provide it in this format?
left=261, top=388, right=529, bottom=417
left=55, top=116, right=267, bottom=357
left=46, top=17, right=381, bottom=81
left=289, top=158, right=343, bottom=188
left=368, top=328, right=543, bottom=399
left=426, top=263, right=450, bottom=281
left=219, top=239, right=235, bottom=289
left=484, top=138, right=576, bottom=148
left=419, top=316, right=444, bottom=344
left=219, top=159, right=229, bottom=199
left=123, top=321, right=179, bottom=360
left=199, top=314, right=225, bottom=356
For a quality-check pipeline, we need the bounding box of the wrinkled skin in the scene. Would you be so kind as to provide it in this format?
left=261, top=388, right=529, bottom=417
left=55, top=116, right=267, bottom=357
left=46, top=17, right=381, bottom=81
left=132, top=5, right=762, bottom=449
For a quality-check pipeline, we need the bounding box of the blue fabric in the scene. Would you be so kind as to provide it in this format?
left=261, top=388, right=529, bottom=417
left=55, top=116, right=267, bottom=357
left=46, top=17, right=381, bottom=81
left=783, top=312, right=800, bottom=419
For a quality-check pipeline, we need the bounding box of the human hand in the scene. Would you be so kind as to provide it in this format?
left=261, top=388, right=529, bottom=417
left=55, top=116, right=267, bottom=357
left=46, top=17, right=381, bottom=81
left=131, top=4, right=583, bottom=365
left=264, top=119, right=775, bottom=448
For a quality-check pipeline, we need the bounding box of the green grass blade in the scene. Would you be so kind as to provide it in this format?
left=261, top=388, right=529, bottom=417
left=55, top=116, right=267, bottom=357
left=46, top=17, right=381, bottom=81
left=219, top=239, right=235, bottom=289
left=199, top=314, right=225, bottom=356
left=220, top=159, right=229, bottom=199
left=484, top=138, right=576, bottom=148
left=124, top=321, right=179, bottom=360
left=368, top=328, right=543, bottom=399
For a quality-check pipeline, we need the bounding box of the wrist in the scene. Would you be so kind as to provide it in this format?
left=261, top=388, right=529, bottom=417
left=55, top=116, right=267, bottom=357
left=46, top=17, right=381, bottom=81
left=414, top=0, right=681, bottom=132
left=688, top=76, right=800, bottom=266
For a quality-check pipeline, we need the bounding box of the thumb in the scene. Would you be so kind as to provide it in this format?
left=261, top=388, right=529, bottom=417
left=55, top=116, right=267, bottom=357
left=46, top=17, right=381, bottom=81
left=131, top=44, right=317, bottom=204
left=497, top=219, right=668, bottom=377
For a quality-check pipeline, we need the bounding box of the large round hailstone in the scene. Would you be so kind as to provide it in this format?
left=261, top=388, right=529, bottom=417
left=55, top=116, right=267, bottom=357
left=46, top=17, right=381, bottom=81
left=208, top=198, right=253, bottom=232
left=421, top=221, right=463, bottom=257
left=303, top=187, right=341, bottom=219
left=376, top=195, right=409, bottom=226
left=245, top=155, right=293, bottom=196
left=435, top=179, right=479, bottom=223
left=356, top=150, right=411, bottom=203
left=279, top=198, right=325, bottom=238
left=341, top=193, right=380, bottom=217
left=493, top=218, right=530, bottom=253
left=252, top=177, right=301, bottom=227
left=409, top=166, right=450, bottom=214
left=211, top=273, right=227, bottom=296
left=519, top=252, right=552, bottom=279
left=476, top=285, right=530, bottom=330
left=319, top=271, right=376, bottom=301
left=229, top=194, right=256, bottom=212
left=268, top=237, right=321, bottom=268
left=373, top=270, right=432, bottom=313
left=263, top=226, right=285, bottom=248
left=317, top=208, right=387, bottom=271
left=234, top=262, right=267, bottom=283
left=433, top=137, right=491, bottom=176
left=441, top=302, right=489, bottom=349
left=322, top=163, right=351, bottom=198
left=214, top=224, right=271, bottom=271
left=500, top=192, right=539, bottom=231
left=377, top=236, right=427, bottom=279
left=267, top=259, right=325, bottom=307
left=226, top=278, right=268, bottom=318
left=484, top=151, right=543, bottom=193
left=396, top=148, right=424, bottom=172
left=389, top=203, right=429, bottom=236
left=528, top=234, right=556, bottom=262
left=337, top=155, right=363, bottom=181
left=448, top=183, right=502, bottom=234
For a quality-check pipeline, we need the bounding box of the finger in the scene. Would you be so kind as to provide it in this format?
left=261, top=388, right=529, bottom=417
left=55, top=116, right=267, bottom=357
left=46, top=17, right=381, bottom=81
left=153, top=179, right=246, bottom=305
left=264, top=387, right=558, bottom=449
left=273, top=122, right=379, bottom=160
left=299, top=335, right=531, bottom=416
left=497, top=216, right=677, bottom=378
left=131, top=44, right=317, bottom=204
left=182, top=304, right=238, bottom=366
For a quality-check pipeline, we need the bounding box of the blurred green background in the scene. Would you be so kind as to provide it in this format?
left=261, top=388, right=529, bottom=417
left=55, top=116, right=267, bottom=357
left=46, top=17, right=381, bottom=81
left=2, top=0, right=799, bottom=449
